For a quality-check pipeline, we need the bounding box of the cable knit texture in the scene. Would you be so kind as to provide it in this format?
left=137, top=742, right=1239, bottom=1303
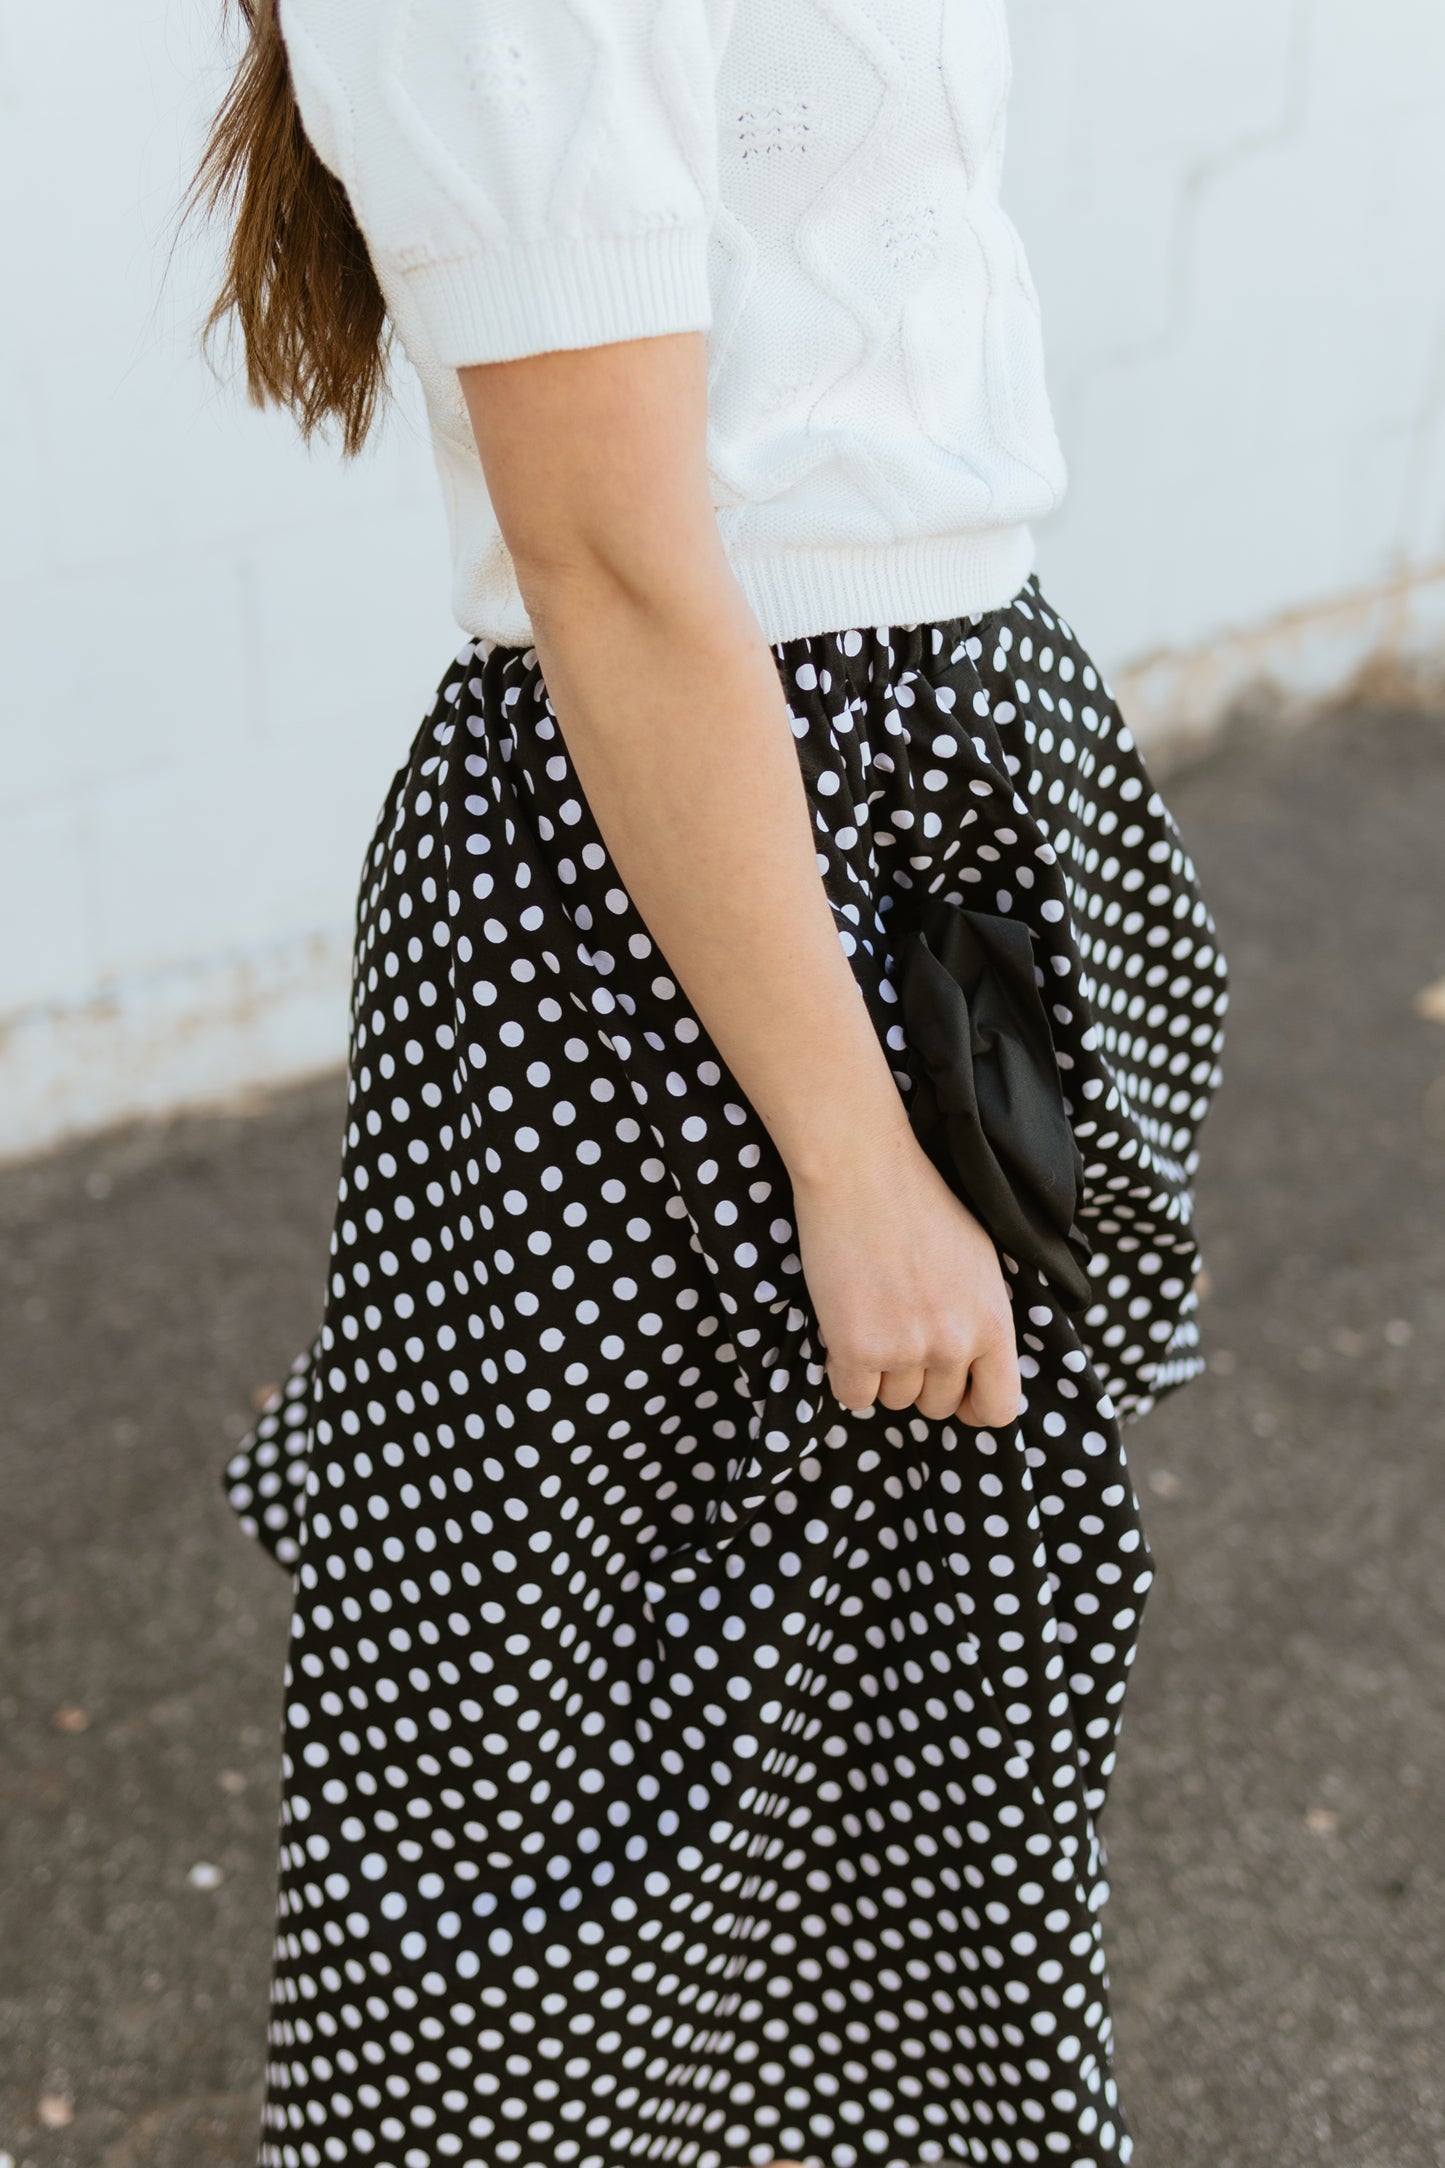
left=277, top=0, right=1069, bottom=646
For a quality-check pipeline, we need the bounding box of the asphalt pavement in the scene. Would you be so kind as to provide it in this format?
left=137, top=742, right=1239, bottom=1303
left=2, top=701, right=1443, bottom=2168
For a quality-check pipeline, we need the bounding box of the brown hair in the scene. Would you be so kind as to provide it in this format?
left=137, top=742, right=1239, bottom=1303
left=188, top=0, right=388, bottom=455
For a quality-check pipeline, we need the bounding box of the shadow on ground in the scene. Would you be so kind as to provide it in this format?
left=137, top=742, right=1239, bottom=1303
left=2, top=705, right=1443, bottom=2168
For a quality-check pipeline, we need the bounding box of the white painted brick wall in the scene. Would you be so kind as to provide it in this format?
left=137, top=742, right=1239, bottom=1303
left=2, top=0, right=1442, bottom=1158
left=1008, top=0, right=1445, bottom=682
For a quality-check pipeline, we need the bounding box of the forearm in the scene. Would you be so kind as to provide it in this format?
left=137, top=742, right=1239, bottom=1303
left=456, top=334, right=1017, bottom=1424
left=521, top=546, right=913, bottom=1189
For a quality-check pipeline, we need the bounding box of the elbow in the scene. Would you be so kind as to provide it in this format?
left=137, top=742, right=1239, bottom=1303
left=509, top=523, right=728, bottom=644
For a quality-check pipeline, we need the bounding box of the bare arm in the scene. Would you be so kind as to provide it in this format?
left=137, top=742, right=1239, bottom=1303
left=459, top=332, right=1022, bottom=1428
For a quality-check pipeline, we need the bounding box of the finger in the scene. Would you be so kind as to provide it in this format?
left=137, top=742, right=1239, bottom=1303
left=955, top=1337, right=1023, bottom=1431
left=877, top=1365, right=927, bottom=1412
left=913, top=1364, right=971, bottom=1422
left=827, top=1360, right=882, bottom=1414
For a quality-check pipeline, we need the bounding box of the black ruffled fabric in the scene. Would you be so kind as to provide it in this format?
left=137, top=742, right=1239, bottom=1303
left=898, top=897, right=1096, bottom=1313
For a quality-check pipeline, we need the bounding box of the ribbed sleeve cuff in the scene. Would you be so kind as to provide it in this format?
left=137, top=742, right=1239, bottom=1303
left=396, top=224, right=714, bottom=367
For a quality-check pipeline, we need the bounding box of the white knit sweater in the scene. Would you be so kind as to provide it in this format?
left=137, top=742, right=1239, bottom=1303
left=277, top=0, right=1068, bottom=648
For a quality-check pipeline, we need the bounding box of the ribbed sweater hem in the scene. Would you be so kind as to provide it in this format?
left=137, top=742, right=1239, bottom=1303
left=460, top=524, right=1039, bottom=652
left=730, top=523, right=1038, bottom=648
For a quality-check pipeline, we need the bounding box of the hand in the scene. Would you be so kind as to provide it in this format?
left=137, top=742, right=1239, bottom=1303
left=789, top=1124, right=1024, bottom=1429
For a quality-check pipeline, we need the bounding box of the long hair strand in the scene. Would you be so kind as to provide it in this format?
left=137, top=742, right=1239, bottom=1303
left=187, top=0, right=388, bottom=455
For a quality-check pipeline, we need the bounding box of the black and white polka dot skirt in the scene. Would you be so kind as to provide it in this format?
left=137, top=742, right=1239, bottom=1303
left=225, top=573, right=1228, bottom=2168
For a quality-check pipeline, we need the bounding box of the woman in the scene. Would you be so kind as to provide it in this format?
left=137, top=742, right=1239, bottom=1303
left=198, top=3, right=1229, bottom=2164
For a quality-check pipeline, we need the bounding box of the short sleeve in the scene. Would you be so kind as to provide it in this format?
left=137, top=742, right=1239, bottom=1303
left=277, top=0, right=726, bottom=365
